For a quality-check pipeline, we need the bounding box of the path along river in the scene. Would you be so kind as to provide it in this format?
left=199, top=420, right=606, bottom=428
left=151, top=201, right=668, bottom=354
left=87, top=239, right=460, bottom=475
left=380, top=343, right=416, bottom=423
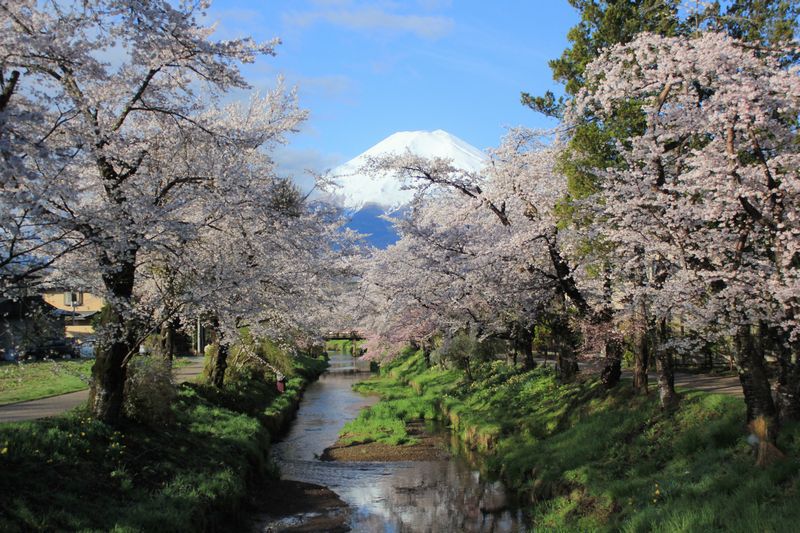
left=268, top=352, right=529, bottom=532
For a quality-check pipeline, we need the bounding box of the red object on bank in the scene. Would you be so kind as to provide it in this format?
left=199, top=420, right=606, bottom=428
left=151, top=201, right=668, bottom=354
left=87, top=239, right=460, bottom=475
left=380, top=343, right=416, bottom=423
left=277, top=380, right=285, bottom=393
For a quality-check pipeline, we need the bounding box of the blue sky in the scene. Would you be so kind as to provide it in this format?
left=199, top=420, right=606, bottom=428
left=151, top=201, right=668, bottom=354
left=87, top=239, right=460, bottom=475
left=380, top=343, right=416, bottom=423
left=207, top=1, right=579, bottom=185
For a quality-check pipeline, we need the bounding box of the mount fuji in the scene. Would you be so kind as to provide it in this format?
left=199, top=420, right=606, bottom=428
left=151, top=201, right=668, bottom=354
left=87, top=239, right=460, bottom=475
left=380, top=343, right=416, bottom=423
left=332, top=130, right=487, bottom=248
left=332, top=129, right=487, bottom=211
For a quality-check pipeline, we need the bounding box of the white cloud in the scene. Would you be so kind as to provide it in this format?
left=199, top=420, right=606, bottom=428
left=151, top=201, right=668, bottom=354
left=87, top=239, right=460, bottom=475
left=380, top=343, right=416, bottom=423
left=272, top=146, right=345, bottom=194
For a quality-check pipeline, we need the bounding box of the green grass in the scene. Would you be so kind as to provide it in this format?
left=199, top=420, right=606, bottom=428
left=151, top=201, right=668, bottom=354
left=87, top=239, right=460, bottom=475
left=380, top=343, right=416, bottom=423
left=0, top=359, right=94, bottom=405
left=351, top=349, right=800, bottom=531
left=0, top=354, right=327, bottom=532
left=0, top=356, right=199, bottom=406
left=325, top=339, right=362, bottom=353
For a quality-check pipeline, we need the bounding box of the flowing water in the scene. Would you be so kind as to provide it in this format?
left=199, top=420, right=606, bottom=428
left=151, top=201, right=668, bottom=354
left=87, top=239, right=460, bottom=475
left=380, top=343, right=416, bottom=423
left=268, top=353, right=529, bottom=532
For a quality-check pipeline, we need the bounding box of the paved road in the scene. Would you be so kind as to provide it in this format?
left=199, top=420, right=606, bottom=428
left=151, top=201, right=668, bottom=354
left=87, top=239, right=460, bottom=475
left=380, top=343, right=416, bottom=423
left=537, top=357, right=743, bottom=398
left=0, top=356, right=205, bottom=423
left=672, top=372, right=742, bottom=397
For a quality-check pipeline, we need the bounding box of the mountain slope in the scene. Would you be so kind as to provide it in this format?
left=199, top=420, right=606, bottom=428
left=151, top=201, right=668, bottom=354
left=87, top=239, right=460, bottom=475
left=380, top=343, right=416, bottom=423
left=333, top=129, right=487, bottom=210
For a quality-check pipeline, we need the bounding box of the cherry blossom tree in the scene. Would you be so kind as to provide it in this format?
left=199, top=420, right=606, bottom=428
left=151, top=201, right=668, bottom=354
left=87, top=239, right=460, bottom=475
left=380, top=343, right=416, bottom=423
left=362, top=131, right=611, bottom=380
left=2, top=0, right=308, bottom=422
left=571, top=31, right=800, bottom=422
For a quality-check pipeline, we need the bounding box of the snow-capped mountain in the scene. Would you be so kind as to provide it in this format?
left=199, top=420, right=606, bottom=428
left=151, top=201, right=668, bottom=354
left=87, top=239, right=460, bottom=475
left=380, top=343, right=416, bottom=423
left=332, top=129, right=487, bottom=210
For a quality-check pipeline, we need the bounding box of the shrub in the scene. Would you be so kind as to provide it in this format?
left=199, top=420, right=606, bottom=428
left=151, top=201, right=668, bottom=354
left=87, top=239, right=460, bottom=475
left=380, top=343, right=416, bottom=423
left=124, top=355, right=176, bottom=425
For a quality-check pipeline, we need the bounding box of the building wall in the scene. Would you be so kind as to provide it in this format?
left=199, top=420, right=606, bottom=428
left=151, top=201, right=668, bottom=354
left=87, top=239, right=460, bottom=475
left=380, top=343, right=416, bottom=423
left=42, top=291, right=104, bottom=338
left=42, top=291, right=104, bottom=313
left=65, top=324, right=95, bottom=338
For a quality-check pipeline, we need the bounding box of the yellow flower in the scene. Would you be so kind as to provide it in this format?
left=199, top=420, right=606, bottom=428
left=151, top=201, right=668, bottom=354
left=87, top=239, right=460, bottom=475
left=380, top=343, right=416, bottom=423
left=1, top=447, right=7, bottom=455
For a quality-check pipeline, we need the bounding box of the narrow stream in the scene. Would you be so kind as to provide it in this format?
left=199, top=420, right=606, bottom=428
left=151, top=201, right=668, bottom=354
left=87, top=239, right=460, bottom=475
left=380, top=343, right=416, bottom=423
left=269, top=353, right=528, bottom=532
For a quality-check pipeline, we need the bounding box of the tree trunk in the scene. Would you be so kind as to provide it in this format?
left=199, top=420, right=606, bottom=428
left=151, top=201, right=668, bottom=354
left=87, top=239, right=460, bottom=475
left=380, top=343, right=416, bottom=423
left=423, top=345, right=432, bottom=368
left=775, top=359, right=800, bottom=423
left=519, top=326, right=536, bottom=370
left=89, top=259, right=136, bottom=425
left=774, top=325, right=800, bottom=424
left=547, top=291, right=578, bottom=381
left=655, top=318, right=678, bottom=410
left=210, top=341, right=229, bottom=388
left=157, top=318, right=177, bottom=363
left=734, top=325, right=778, bottom=440
left=601, top=338, right=622, bottom=389
left=632, top=311, right=650, bottom=395
left=463, top=355, right=473, bottom=382
left=553, top=316, right=578, bottom=381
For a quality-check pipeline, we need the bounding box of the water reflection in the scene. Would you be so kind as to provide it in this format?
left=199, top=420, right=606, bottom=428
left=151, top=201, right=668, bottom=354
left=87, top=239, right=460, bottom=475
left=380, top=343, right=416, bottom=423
left=270, top=353, right=528, bottom=532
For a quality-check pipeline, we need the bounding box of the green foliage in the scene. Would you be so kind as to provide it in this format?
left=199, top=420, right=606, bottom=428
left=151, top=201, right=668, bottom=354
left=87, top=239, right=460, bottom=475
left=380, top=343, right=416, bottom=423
left=0, top=389, right=266, bottom=531
left=353, top=348, right=800, bottom=531
left=123, top=356, right=176, bottom=425
left=227, top=330, right=296, bottom=382
left=528, top=0, right=799, bottom=259
left=0, top=352, right=327, bottom=532
left=0, top=359, right=93, bottom=405
left=325, top=338, right=362, bottom=354
left=702, top=0, right=799, bottom=55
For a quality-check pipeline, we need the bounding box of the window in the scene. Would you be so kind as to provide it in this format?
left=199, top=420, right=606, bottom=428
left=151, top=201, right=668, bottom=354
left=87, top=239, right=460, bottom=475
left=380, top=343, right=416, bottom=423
left=64, top=291, right=83, bottom=306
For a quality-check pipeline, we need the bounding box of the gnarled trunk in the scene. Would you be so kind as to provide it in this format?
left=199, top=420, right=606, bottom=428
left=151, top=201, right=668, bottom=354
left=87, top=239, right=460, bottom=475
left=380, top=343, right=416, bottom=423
left=734, top=325, right=778, bottom=440
left=90, top=258, right=136, bottom=425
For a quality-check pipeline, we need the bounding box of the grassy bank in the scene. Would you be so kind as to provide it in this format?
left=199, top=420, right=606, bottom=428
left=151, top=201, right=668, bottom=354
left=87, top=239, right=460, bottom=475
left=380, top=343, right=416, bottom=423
left=0, top=356, right=197, bottom=406
left=0, top=359, right=94, bottom=405
left=0, top=354, right=327, bottom=532
left=324, top=338, right=361, bottom=354
left=348, top=348, right=800, bottom=531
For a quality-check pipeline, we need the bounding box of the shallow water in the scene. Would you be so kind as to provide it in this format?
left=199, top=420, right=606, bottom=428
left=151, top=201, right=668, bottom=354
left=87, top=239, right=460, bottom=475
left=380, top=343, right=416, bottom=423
left=268, top=353, right=528, bottom=532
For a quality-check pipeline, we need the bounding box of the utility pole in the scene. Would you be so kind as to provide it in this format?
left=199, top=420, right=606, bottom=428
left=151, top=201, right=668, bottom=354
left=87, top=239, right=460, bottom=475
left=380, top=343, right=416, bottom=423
left=196, top=316, right=205, bottom=357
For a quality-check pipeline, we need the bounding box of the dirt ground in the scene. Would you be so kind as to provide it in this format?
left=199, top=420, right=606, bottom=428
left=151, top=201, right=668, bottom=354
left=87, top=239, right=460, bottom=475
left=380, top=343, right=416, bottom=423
left=320, top=420, right=450, bottom=462
left=248, top=478, right=350, bottom=533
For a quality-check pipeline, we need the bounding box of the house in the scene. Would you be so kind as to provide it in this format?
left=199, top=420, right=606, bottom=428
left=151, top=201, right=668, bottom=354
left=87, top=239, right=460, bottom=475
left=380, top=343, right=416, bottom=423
left=0, top=296, right=68, bottom=361
left=42, top=289, right=104, bottom=340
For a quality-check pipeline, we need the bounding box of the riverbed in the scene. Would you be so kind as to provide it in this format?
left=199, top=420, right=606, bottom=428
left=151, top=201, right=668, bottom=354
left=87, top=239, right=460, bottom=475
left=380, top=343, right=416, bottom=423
left=260, top=353, right=528, bottom=532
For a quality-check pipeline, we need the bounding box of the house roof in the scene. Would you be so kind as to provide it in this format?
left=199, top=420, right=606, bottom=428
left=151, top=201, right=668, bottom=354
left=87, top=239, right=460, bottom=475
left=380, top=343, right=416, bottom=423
left=50, top=309, right=99, bottom=320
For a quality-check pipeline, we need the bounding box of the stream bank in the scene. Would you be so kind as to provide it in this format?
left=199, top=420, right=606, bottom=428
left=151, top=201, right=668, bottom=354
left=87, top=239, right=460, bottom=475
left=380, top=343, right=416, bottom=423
left=0, top=354, right=329, bottom=532
left=257, top=351, right=527, bottom=532
left=345, top=347, right=800, bottom=531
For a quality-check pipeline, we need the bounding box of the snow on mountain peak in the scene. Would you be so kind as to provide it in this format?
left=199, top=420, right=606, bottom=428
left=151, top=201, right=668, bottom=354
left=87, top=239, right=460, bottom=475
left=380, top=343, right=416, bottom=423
left=331, top=129, right=487, bottom=210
